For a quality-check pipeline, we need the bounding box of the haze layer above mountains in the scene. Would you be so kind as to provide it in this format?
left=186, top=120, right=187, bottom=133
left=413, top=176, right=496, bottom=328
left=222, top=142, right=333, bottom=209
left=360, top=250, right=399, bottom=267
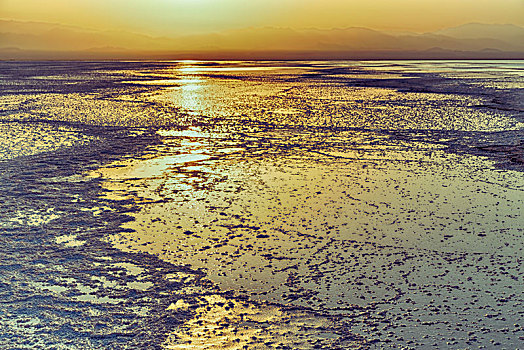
left=1, top=20, right=524, bottom=59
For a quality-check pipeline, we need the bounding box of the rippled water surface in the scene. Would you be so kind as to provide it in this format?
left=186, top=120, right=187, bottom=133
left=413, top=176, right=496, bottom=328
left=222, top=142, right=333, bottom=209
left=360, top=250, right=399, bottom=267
left=1, top=60, right=523, bottom=349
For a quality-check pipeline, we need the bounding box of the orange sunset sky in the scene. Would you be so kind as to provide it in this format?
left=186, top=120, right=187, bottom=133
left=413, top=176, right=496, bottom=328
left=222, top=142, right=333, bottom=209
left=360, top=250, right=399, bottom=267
left=1, top=0, right=524, bottom=58
left=3, top=0, right=524, bottom=34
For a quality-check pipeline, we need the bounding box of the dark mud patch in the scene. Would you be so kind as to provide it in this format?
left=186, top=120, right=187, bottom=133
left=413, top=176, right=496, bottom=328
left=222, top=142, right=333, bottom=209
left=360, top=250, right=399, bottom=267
left=378, top=128, right=524, bottom=172
left=476, top=139, right=524, bottom=170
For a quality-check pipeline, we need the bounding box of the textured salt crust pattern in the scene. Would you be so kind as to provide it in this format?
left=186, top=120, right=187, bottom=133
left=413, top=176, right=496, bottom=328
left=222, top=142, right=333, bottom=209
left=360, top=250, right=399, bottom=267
left=0, top=131, right=198, bottom=349
left=0, top=60, right=523, bottom=349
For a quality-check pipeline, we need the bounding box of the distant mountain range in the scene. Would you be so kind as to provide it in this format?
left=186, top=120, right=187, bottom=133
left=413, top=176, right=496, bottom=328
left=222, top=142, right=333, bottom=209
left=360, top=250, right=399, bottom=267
left=1, top=20, right=523, bottom=59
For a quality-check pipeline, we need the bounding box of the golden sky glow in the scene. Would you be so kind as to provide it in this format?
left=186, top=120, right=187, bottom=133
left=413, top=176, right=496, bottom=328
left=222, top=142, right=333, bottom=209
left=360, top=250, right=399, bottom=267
left=2, top=0, right=524, bottom=35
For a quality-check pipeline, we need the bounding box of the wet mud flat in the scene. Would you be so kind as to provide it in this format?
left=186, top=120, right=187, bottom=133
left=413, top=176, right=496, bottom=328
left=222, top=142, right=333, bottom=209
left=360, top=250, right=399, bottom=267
left=1, top=60, right=524, bottom=349
left=98, top=126, right=524, bottom=349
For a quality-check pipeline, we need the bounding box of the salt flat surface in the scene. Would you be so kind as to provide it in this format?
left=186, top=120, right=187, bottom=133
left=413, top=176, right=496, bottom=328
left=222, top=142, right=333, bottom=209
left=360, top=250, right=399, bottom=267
left=0, top=60, right=523, bottom=349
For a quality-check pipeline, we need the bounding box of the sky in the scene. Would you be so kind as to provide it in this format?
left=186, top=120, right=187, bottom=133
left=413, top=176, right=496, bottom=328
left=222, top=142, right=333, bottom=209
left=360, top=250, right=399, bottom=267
left=2, top=0, right=524, bottom=35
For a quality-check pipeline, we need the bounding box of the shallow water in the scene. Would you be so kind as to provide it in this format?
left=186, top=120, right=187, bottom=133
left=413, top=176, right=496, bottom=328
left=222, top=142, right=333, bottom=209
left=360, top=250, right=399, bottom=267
left=1, top=60, right=523, bottom=349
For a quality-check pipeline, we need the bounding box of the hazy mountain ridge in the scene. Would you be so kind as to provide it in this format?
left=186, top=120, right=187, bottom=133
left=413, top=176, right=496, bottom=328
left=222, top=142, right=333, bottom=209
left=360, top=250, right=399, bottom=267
left=1, top=19, right=523, bottom=59
left=434, top=23, right=524, bottom=41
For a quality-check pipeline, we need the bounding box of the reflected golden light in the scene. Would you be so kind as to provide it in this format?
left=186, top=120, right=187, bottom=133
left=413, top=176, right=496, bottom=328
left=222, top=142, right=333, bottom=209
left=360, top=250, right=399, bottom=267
left=176, top=75, right=206, bottom=114
left=162, top=294, right=344, bottom=349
